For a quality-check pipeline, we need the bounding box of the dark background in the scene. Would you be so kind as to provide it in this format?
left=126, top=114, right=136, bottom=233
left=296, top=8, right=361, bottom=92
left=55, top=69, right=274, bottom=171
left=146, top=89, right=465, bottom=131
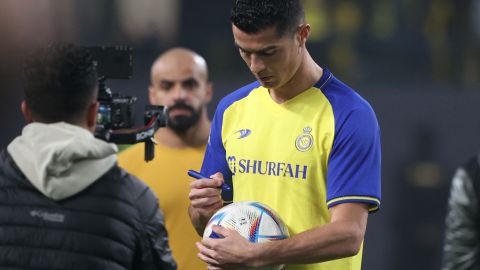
left=1, top=1, right=479, bottom=269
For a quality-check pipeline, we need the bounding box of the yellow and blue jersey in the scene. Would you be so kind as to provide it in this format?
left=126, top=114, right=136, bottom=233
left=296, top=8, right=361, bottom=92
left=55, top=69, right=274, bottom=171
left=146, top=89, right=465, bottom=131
left=201, top=69, right=381, bottom=270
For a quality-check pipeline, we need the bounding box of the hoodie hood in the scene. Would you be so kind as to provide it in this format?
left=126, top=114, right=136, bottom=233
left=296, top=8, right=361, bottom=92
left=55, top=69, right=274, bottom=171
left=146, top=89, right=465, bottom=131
left=7, top=122, right=118, bottom=200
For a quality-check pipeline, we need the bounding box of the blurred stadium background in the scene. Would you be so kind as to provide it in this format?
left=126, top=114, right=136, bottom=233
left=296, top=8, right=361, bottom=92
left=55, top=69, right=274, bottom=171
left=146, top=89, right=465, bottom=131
left=0, top=1, right=479, bottom=269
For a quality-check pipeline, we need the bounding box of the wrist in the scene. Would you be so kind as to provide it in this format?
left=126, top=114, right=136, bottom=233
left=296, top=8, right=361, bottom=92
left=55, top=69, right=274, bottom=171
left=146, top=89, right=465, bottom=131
left=188, top=205, right=210, bottom=235
left=247, top=242, right=275, bottom=268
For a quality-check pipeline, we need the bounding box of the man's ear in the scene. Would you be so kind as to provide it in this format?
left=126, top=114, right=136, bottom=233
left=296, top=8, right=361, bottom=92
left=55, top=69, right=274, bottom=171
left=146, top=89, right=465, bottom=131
left=21, top=100, right=33, bottom=123
left=205, top=82, right=213, bottom=103
left=148, top=85, right=157, bottom=105
left=86, top=101, right=99, bottom=132
left=297, top=23, right=311, bottom=47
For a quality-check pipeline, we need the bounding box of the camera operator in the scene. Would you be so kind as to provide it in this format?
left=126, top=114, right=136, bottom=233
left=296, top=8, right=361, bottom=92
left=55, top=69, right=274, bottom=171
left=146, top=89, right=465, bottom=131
left=0, top=44, right=176, bottom=270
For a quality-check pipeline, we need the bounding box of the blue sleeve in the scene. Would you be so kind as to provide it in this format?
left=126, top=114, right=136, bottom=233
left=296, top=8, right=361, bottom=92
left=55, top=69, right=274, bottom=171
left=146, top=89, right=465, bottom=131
left=200, top=81, right=259, bottom=203
left=326, top=105, right=381, bottom=212
left=200, top=103, right=233, bottom=202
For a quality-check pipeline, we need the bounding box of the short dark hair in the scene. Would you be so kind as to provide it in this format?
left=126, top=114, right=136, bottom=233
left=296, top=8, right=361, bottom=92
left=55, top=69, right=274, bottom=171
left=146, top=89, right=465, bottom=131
left=230, top=0, right=305, bottom=36
left=24, top=44, right=98, bottom=123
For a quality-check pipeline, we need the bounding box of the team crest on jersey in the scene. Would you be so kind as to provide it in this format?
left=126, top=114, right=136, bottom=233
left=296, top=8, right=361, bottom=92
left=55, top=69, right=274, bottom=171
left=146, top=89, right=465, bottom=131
left=295, top=127, right=314, bottom=152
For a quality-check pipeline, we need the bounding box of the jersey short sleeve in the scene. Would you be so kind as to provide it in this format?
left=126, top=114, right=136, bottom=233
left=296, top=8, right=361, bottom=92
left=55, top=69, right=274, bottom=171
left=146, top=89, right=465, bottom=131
left=321, top=78, right=381, bottom=212
left=201, top=81, right=260, bottom=202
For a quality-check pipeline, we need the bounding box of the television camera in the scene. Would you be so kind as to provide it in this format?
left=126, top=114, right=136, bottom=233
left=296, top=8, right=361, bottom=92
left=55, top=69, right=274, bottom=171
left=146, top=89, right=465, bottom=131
left=88, top=46, right=166, bottom=161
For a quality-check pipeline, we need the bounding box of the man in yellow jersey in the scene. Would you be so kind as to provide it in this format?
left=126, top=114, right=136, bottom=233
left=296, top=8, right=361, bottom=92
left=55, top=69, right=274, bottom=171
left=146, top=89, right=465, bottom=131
left=119, top=47, right=212, bottom=270
left=188, top=0, right=381, bottom=269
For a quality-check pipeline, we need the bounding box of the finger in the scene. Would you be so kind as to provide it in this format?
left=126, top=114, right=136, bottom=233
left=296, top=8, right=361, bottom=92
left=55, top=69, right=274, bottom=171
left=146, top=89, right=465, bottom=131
left=201, top=200, right=224, bottom=212
left=190, top=195, right=223, bottom=209
left=207, top=265, right=224, bottom=270
left=189, top=187, right=221, bottom=200
left=200, top=236, right=215, bottom=248
left=200, top=202, right=224, bottom=217
left=210, top=172, right=224, bottom=182
left=190, top=177, right=224, bottom=189
left=189, top=191, right=222, bottom=207
left=202, top=234, right=226, bottom=248
left=196, top=242, right=220, bottom=264
left=211, top=225, right=231, bottom=238
left=198, top=252, right=221, bottom=266
left=210, top=173, right=230, bottom=191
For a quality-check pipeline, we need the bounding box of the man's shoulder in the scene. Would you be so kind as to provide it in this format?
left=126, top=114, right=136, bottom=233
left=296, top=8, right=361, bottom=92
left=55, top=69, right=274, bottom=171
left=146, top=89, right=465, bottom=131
left=117, top=143, right=144, bottom=170
left=103, top=166, right=160, bottom=219
left=317, top=72, right=377, bottom=120
left=94, top=165, right=153, bottom=203
left=118, top=143, right=143, bottom=158
left=216, top=81, right=261, bottom=113
left=0, top=149, right=27, bottom=188
left=0, top=148, right=13, bottom=177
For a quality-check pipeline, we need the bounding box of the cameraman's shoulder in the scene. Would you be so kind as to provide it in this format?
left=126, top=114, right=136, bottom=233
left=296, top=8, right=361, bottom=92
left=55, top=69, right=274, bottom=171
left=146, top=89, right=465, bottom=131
left=0, top=148, right=8, bottom=166
left=94, top=164, right=159, bottom=218
left=0, top=149, right=9, bottom=178
left=0, top=148, right=22, bottom=181
left=116, top=167, right=160, bottom=219
left=92, top=164, right=152, bottom=205
left=109, top=165, right=151, bottom=195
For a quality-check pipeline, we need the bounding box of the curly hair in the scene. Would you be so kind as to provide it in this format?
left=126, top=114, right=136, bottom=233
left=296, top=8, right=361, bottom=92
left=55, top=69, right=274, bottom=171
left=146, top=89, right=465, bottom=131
left=23, top=44, right=98, bottom=123
left=230, top=0, right=305, bottom=36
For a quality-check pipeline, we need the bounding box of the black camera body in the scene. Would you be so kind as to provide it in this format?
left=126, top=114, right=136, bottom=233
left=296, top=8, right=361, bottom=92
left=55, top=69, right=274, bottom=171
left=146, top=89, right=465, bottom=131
left=88, top=46, right=167, bottom=161
left=89, top=46, right=135, bottom=131
left=97, top=92, right=136, bottom=130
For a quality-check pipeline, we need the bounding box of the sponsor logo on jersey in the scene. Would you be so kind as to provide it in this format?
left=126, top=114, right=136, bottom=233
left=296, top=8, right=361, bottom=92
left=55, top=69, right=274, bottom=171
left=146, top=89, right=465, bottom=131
left=227, top=156, right=308, bottom=180
left=235, top=129, right=252, bottom=139
left=227, top=156, right=237, bottom=175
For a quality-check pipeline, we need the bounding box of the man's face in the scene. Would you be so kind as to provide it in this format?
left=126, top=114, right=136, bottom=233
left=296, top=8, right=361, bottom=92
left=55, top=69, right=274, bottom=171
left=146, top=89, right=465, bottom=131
left=232, top=24, right=302, bottom=90
left=149, top=56, right=212, bottom=132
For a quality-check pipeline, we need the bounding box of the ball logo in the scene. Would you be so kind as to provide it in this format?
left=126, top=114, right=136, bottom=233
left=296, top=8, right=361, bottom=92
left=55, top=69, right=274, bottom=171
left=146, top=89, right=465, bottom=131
left=203, top=201, right=289, bottom=270
left=295, top=127, right=314, bottom=152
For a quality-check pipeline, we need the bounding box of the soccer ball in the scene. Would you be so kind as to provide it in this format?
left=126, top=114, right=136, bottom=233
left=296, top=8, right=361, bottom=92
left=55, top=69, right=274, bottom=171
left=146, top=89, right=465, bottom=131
left=203, top=201, right=289, bottom=270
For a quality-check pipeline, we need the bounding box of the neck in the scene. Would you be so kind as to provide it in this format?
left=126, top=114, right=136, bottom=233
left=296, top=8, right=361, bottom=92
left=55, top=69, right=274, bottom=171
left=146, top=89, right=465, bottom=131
left=154, top=111, right=211, bottom=149
left=269, top=50, right=322, bottom=103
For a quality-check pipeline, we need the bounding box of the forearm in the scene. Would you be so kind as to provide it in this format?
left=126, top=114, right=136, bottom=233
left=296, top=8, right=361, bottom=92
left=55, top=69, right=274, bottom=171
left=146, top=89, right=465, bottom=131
left=251, top=219, right=365, bottom=266
left=188, top=173, right=226, bottom=236
left=188, top=204, right=212, bottom=236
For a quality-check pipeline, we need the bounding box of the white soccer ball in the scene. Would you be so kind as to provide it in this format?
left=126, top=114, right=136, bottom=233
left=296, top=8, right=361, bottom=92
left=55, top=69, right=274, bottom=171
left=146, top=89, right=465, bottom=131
left=203, top=201, right=289, bottom=270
